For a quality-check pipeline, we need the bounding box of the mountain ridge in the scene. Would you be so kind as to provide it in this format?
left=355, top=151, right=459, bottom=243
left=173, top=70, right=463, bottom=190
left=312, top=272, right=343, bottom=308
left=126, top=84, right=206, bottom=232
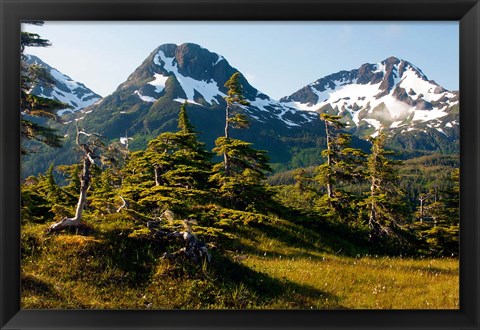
left=22, top=44, right=459, bottom=177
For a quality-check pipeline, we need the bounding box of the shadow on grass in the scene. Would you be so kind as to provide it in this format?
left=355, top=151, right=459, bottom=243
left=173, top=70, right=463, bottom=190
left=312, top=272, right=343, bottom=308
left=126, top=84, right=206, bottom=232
left=91, top=232, right=166, bottom=287
left=211, top=253, right=345, bottom=309
left=396, top=263, right=459, bottom=276
left=239, top=219, right=367, bottom=258
left=21, top=273, right=61, bottom=299
left=21, top=273, right=90, bottom=309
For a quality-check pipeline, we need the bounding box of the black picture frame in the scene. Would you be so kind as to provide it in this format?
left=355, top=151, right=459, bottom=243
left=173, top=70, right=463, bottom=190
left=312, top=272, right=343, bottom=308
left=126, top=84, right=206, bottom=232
left=1, top=0, right=479, bottom=329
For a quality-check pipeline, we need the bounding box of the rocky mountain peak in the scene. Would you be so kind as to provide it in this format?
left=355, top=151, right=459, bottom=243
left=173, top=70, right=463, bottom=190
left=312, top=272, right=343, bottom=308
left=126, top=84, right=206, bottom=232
left=152, top=43, right=227, bottom=83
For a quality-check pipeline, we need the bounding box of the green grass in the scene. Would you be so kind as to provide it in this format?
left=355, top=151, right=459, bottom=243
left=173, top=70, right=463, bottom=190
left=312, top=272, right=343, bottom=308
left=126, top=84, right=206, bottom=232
left=241, top=255, right=458, bottom=309
left=21, top=212, right=459, bottom=310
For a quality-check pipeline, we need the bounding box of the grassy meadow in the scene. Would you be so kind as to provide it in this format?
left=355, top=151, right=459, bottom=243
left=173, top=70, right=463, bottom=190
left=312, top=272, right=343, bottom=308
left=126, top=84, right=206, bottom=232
left=21, top=213, right=459, bottom=309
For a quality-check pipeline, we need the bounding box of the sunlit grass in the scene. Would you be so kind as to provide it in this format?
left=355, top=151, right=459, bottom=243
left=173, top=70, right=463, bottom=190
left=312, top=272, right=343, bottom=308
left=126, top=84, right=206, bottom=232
left=241, top=254, right=458, bottom=309
left=21, top=213, right=459, bottom=309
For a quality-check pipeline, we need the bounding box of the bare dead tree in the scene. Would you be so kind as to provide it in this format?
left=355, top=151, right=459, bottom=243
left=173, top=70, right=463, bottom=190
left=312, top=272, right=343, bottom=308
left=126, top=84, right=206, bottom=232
left=418, top=193, right=429, bottom=223
left=116, top=196, right=129, bottom=213
left=48, top=124, right=104, bottom=232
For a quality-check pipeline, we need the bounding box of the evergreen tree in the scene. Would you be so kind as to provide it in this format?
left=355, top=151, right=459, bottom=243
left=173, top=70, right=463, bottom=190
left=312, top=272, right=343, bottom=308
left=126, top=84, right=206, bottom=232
left=119, top=104, right=213, bottom=215
left=178, top=100, right=196, bottom=134
left=222, top=72, right=250, bottom=176
left=21, top=165, right=62, bottom=222
left=317, top=114, right=346, bottom=199
left=122, top=150, right=157, bottom=188
left=314, top=113, right=366, bottom=219
left=21, top=21, right=70, bottom=154
left=209, top=72, right=274, bottom=208
left=290, top=168, right=317, bottom=210
left=44, top=164, right=63, bottom=205
left=407, top=168, right=459, bottom=256
left=441, top=168, right=460, bottom=225
left=418, top=168, right=459, bottom=226
left=57, top=164, right=82, bottom=198
left=210, top=138, right=272, bottom=209
left=362, top=132, right=406, bottom=237
left=145, top=102, right=212, bottom=189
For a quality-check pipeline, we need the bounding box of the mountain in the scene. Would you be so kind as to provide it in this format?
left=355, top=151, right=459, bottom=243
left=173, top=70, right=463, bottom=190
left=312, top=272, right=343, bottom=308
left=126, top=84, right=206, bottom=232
left=22, top=46, right=459, bottom=177
left=72, top=43, right=326, bottom=163
left=280, top=56, right=459, bottom=153
left=81, top=43, right=318, bottom=129
left=25, top=54, right=102, bottom=115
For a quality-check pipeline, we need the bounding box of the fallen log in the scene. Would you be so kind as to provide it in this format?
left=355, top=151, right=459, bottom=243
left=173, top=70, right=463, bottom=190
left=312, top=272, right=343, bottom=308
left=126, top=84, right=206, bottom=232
left=147, top=215, right=211, bottom=264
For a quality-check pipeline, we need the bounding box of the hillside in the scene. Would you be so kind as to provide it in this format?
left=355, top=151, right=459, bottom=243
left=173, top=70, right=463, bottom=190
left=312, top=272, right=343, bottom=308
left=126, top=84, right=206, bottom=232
left=21, top=104, right=459, bottom=309
left=22, top=204, right=459, bottom=309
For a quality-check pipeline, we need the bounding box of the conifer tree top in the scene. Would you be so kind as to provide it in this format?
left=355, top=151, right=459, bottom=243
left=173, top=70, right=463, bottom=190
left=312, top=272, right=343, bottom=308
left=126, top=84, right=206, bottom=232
left=178, top=101, right=196, bottom=134
left=224, top=72, right=250, bottom=106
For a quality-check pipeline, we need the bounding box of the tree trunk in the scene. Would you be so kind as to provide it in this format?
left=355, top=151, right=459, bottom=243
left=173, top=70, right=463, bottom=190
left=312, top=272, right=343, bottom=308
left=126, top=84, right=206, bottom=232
left=49, top=155, right=92, bottom=232
left=324, top=120, right=333, bottom=198
left=224, top=104, right=230, bottom=176
left=116, top=196, right=129, bottom=213
left=419, top=196, right=425, bottom=223
left=148, top=218, right=212, bottom=263
left=154, top=166, right=161, bottom=186
left=368, top=176, right=377, bottom=228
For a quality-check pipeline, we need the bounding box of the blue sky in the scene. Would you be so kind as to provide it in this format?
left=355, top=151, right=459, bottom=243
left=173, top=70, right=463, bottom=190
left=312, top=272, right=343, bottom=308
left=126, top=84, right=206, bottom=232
left=23, top=21, right=459, bottom=100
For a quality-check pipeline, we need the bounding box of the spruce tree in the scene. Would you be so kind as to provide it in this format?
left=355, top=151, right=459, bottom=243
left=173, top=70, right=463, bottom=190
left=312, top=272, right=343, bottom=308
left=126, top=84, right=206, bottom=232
left=147, top=102, right=212, bottom=189
left=178, top=101, right=196, bottom=134
left=362, top=132, right=406, bottom=237
left=222, top=72, right=250, bottom=176
left=123, top=102, right=211, bottom=191
left=314, top=113, right=366, bottom=219
left=21, top=21, right=70, bottom=154
left=210, top=138, right=272, bottom=209
left=418, top=168, right=459, bottom=226
left=318, top=114, right=346, bottom=198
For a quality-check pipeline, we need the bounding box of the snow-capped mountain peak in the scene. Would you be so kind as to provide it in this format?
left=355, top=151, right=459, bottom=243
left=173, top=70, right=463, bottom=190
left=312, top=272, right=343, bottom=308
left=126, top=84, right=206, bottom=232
left=280, top=56, right=459, bottom=137
left=152, top=48, right=226, bottom=105
left=24, top=54, right=102, bottom=115
left=115, top=42, right=316, bottom=128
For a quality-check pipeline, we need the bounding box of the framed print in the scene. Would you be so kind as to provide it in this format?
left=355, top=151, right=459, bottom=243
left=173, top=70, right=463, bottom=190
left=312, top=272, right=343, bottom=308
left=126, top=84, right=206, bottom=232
left=1, top=0, right=479, bottom=329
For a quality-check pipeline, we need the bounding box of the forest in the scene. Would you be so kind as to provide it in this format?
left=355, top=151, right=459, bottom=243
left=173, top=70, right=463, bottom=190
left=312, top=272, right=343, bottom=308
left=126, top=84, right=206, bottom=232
left=20, top=23, right=459, bottom=309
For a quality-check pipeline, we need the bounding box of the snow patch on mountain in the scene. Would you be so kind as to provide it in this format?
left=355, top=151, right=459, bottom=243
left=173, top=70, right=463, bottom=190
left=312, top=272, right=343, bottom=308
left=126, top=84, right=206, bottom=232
left=173, top=98, right=203, bottom=106
left=134, top=90, right=156, bottom=102
left=154, top=50, right=226, bottom=105
left=363, top=118, right=382, bottom=136
left=148, top=73, right=169, bottom=93
left=214, top=54, right=224, bottom=66
left=249, top=97, right=278, bottom=113
left=412, top=108, right=449, bottom=122
left=248, top=94, right=316, bottom=127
